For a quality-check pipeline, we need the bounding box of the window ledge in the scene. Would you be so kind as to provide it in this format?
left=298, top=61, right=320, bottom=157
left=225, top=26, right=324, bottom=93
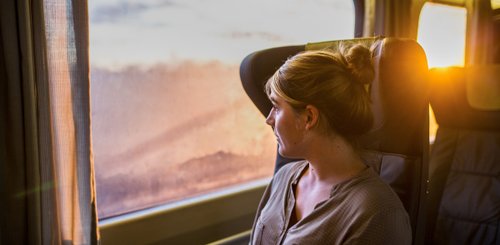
left=99, top=178, right=270, bottom=244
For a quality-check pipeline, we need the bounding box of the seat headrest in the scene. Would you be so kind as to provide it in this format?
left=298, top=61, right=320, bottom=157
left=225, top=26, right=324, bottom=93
left=240, top=45, right=305, bottom=116
left=430, top=66, right=500, bottom=130
left=361, top=38, right=429, bottom=156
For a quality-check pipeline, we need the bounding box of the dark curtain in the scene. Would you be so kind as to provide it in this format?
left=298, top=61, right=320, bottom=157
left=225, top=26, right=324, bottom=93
left=0, top=0, right=38, bottom=243
left=0, top=0, right=99, bottom=244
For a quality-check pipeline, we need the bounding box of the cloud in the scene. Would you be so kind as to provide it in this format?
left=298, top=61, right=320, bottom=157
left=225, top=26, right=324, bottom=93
left=224, top=31, right=284, bottom=42
left=91, top=0, right=178, bottom=23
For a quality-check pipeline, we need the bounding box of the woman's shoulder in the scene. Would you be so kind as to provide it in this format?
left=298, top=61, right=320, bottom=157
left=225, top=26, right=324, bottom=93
left=335, top=168, right=412, bottom=243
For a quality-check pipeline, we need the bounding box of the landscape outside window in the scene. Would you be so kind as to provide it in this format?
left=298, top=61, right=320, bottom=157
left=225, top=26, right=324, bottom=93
left=89, top=0, right=354, bottom=218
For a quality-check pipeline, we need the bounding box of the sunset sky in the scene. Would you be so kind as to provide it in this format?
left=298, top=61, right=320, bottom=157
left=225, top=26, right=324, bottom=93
left=88, top=0, right=354, bottom=68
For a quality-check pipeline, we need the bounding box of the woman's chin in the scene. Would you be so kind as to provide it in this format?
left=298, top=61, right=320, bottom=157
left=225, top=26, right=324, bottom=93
left=277, top=147, right=286, bottom=157
left=278, top=148, right=293, bottom=159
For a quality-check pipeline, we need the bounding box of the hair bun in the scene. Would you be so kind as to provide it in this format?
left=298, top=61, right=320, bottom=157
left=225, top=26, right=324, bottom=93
left=342, top=44, right=374, bottom=85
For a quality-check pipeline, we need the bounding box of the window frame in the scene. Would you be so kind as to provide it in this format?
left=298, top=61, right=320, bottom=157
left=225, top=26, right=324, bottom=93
left=98, top=179, right=268, bottom=244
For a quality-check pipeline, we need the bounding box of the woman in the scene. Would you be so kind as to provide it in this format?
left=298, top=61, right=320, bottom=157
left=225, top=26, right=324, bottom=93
left=250, top=44, right=412, bottom=244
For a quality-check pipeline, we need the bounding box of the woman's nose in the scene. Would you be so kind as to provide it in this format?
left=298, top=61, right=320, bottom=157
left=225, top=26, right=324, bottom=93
left=266, top=109, right=274, bottom=126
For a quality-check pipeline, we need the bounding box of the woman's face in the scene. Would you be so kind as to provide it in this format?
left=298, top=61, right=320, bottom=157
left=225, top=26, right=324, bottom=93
left=266, top=91, right=307, bottom=158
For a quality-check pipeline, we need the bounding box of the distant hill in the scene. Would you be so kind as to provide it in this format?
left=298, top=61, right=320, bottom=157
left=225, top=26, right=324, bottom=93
left=96, top=150, right=273, bottom=218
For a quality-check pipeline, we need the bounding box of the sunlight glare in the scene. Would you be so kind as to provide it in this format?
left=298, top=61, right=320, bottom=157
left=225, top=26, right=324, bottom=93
left=417, top=3, right=467, bottom=68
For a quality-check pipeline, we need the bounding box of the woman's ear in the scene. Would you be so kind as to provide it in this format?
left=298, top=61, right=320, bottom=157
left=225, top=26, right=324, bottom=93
left=304, top=105, right=320, bottom=130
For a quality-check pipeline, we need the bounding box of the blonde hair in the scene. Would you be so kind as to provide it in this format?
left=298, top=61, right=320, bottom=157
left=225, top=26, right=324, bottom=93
left=265, top=43, right=375, bottom=144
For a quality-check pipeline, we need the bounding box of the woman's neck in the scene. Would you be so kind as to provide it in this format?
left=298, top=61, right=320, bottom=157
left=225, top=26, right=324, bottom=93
left=303, top=134, right=366, bottom=186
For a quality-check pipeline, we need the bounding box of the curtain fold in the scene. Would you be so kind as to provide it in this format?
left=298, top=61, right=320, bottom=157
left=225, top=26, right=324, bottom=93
left=466, top=0, right=495, bottom=64
left=1, top=0, right=99, bottom=244
left=373, top=0, right=414, bottom=38
left=0, top=0, right=30, bottom=243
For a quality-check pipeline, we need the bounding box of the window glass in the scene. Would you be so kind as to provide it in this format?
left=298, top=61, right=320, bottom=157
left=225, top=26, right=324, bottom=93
left=492, top=0, right=500, bottom=9
left=417, top=3, right=466, bottom=68
left=417, top=3, right=467, bottom=143
left=89, top=0, right=355, bottom=218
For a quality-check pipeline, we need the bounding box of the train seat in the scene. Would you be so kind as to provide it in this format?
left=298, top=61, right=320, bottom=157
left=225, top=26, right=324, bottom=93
left=427, top=65, right=500, bottom=244
left=240, top=37, right=429, bottom=243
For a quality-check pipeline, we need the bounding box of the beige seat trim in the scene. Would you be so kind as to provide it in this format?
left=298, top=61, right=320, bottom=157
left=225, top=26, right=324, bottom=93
left=466, top=65, right=500, bottom=110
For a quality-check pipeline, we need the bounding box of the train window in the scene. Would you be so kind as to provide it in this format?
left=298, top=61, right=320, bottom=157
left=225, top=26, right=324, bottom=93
left=493, top=0, right=500, bottom=9
left=417, top=3, right=466, bottom=68
left=89, top=0, right=355, bottom=218
left=417, top=2, right=467, bottom=143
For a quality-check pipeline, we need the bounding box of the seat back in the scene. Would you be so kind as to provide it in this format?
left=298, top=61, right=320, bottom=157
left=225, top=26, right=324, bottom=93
left=427, top=66, right=500, bottom=244
left=240, top=37, right=430, bottom=243
left=359, top=38, right=429, bottom=244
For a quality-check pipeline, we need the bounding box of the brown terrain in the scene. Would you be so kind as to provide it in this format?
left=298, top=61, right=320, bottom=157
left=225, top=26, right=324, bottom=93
left=91, top=61, right=276, bottom=218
